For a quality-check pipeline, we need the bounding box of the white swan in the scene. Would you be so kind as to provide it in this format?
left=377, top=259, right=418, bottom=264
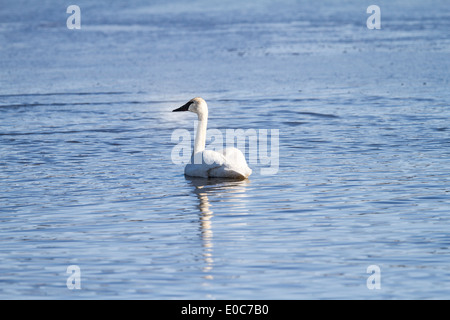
left=173, top=97, right=252, bottom=180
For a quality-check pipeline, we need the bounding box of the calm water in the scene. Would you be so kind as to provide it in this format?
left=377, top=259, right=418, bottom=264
left=1, top=0, right=450, bottom=299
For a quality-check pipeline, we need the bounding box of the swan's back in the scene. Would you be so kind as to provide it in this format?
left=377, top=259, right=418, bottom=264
left=185, top=148, right=252, bottom=180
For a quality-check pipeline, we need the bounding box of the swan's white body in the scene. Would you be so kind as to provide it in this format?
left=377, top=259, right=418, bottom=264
left=173, top=97, right=252, bottom=180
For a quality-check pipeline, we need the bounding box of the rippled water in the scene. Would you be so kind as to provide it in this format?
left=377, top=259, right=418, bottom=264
left=1, top=0, right=450, bottom=299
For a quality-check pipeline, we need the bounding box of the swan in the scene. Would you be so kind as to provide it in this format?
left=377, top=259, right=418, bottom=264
left=172, top=97, right=252, bottom=180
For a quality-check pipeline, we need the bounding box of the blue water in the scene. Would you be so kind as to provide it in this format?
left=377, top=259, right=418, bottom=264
left=1, top=0, right=449, bottom=299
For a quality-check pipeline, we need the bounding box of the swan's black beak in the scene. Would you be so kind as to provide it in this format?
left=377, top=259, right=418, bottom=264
left=172, top=101, right=191, bottom=112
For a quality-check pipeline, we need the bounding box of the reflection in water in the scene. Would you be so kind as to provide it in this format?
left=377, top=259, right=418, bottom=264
left=186, top=177, right=250, bottom=279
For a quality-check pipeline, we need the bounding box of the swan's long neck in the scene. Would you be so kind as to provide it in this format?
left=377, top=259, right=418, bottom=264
left=194, top=111, right=208, bottom=154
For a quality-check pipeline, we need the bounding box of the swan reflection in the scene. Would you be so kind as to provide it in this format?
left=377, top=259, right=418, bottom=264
left=186, top=177, right=249, bottom=279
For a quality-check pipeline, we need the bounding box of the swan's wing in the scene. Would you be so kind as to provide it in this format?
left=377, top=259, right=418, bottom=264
left=217, top=148, right=252, bottom=178
left=185, top=150, right=226, bottom=178
left=185, top=150, right=251, bottom=179
left=218, top=148, right=247, bottom=165
left=202, top=149, right=227, bottom=167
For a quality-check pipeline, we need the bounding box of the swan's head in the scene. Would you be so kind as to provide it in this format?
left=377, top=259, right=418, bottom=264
left=172, top=97, right=208, bottom=115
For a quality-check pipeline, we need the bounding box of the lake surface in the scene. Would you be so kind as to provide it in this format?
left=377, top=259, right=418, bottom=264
left=1, top=0, right=449, bottom=299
